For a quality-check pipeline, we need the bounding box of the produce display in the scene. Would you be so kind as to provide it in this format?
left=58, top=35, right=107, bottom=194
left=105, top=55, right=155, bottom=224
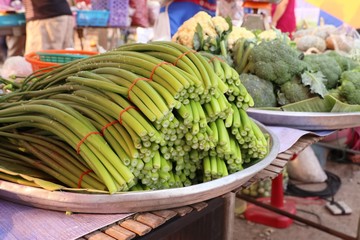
left=293, top=24, right=357, bottom=54
left=172, top=11, right=360, bottom=112
left=1, top=11, right=359, bottom=197
left=0, top=42, right=271, bottom=194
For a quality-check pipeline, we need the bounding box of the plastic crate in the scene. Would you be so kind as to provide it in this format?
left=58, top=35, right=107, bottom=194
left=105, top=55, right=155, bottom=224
left=76, top=10, right=110, bottom=27
left=91, top=0, right=129, bottom=27
left=25, top=50, right=98, bottom=72
left=0, top=13, right=25, bottom=27
left=37, top=52, right=90, bottom=63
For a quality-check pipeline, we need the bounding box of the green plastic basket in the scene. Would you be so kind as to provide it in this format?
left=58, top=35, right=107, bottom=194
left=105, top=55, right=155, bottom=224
left=36, top=52, right=90, bottom=64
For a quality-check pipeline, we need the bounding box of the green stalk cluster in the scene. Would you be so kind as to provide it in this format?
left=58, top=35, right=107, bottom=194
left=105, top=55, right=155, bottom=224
left=114, top=42, right=220, bottom=104
left=229, top=103, right=269, bottom=161
left=0, top=41, right=269, bottom=193
left=200, top=52, right=254, bottom=110
left=0, top=132, right=106, bottom=190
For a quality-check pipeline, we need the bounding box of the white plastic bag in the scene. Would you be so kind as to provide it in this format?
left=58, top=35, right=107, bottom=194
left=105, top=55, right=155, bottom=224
left=0, top=56, right=33, bottom=81
left=152, top=1, right=172, bottom=41
left=287, top=146, right=327, bottom=183
left=326, top=24, right=360, bottom=53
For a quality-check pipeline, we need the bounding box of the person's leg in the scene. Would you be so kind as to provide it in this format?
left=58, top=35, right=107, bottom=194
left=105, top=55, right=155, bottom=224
left=6, top=35, right=26, bottom=57
left=62, top=15, right=75, bottom=49
left=25, top=19, right=48, bottom=54
left=44, top=15, right=74, bottom=50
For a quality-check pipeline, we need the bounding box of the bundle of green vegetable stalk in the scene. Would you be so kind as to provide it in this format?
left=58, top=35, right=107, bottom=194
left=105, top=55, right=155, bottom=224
left=0, top=41, right=270, bottom=194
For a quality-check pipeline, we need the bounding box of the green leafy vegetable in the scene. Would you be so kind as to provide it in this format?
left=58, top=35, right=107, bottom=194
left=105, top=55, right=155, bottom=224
left=301, top=71, right=328, bottom=97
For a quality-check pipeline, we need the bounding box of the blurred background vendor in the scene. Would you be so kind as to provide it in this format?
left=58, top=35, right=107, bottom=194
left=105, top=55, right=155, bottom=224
left=23, top=0, right=74, bottom=54
left=271, top=0, right=296, bottom=38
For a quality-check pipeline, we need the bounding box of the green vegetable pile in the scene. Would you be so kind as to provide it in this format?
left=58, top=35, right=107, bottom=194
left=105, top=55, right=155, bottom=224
left=232, top=37, right=360, bottom=110
left=337, top=69, right=360, bottom=105
left=0, top=42, right=270, bottom=194
left=171, top=11, right=360, bottom=112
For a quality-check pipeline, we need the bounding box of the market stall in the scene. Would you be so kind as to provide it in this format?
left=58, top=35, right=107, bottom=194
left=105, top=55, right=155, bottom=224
left=1, top=0, right=360, bottom=239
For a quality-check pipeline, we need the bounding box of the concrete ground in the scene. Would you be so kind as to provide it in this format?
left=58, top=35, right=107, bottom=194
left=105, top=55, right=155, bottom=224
left=233, top=152, right=360, bottom=240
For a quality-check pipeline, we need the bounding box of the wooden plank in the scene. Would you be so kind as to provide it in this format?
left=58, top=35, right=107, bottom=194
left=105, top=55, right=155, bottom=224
left=134, top=212, right=166, bottom=229
left=120, top=219, right=152, bottom=236
left=276, top=152, right=294, bottom=160
left=264, top=164, right=283, bottom=174
left=171, top=206, right=193, bottom=216
left=253, top=170, right=278, bottom=180
left=151, top=209, right=178, bottom=220
left=289, top=144, right=309, bottom=153
left=104, top=225, right=136, bottom=240
left=271, top=159, right=288, bottom=167
left=190, top=202, right=208, bottom=212
left=293, top=140, right=313, bottom=149
left=84, top=230, right=116, bottom=240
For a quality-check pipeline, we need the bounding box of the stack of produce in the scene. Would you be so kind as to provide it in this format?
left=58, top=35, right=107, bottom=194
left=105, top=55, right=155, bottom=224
left=293, top=24, right=360, bottom=54
left=172, top=11, right=360, bottom=112
left=232, top=34, right=360, bottom=111
left=0, top=41, right=270, bottom=194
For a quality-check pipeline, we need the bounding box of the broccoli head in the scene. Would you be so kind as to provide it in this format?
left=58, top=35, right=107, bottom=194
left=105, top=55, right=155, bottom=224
left=325, top=51, right=359, bottom=72
left=338, top=70, right=360, bottom=105
left=277, top=76, right=317, bottom=106
left=245, top=39, right=307, bottom=85
left=239, top=73, right=277, bottom=107
left=303, top=54, right=342, bottom=89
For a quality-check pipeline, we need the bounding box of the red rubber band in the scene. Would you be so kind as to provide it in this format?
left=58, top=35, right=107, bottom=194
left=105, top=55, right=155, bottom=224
left=77, top=169, right=94, bottom=188
left=76, top=131, right=102, bottom=154
left=149, top=61, right=172, bottom=81
left=100, top=120, right=118, bottom=135
left=208, top=56, right=225, bottom=63
left=173, top=50, right=196, bottom=66
left=119, top=105, right=137, bottom=125
left=128, top=77, right=150, bottom=101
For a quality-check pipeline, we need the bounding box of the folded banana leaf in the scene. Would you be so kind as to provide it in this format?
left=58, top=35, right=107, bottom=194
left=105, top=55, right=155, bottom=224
left=256, top=95, right=360, bottom=112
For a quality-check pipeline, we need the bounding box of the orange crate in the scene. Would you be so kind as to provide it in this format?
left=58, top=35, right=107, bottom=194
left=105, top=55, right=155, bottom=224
left=25, top=49, right=98, bottom=73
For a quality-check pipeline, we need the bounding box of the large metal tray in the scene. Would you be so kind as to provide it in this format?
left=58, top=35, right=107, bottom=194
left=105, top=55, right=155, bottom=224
left=0, top=122, right=279, bottom=214
left=247, top=109, right=360, bottom=130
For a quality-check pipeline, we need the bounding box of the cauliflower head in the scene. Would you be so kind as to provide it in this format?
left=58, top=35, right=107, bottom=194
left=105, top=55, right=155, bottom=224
left=172, top=11, right=217, bottom=48
left=211, top=16, right=230, bottom=35
left=227, top=26, right=255, bottom=50
left=172, top=18, right=198, bottom=48
left=257, top=29, right=278, bottom=41
left=193, top=11, right=217, bottom=38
